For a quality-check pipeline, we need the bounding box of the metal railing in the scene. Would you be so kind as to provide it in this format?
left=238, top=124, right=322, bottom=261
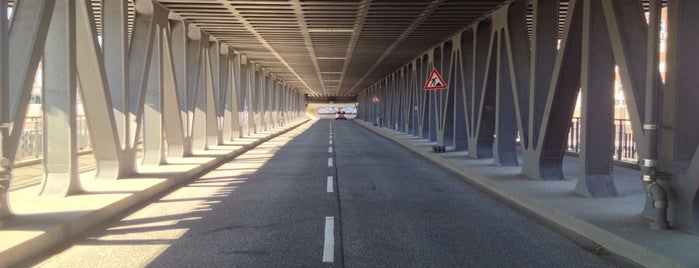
left=15, top=115, right=637, bottom=164
left=566, top=117, right=638, bottom=163
left=15, top=116, right=91, bottom=163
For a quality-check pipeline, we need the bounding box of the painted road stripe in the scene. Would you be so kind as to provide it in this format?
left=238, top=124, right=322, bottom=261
left=328, top=147, right=333, bottom=153
left=329, top=140, right=333, bottom=145
left=327, top=176, right=334, bottom=193
left=328, top=158, right=333, bottom=167
left=323, top=217, right=334, bottom=262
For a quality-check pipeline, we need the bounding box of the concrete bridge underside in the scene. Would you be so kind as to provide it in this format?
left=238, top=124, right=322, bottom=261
left=0, top=0, right=698, bottom=266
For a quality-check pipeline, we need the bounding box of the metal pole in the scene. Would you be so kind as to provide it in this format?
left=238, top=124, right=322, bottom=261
left=642, top=0, right=669, bottom=230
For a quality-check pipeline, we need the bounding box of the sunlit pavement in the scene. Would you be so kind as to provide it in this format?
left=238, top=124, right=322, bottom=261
left=0, top=119, right=309, bottom=268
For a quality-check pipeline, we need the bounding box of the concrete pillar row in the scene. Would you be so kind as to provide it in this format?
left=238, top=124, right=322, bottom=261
left=0, top=0, right=297, bottom=224
left=359, top=0, right=699, bottom=235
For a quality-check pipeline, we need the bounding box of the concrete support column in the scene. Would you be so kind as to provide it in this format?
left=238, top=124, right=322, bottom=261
left=492, top=1, right=531, bottom=167
left=127, top=1, right=157, bottom=163
left=279, top=84, right=287, bottom=126
left=273, top=80, right=280, bottom=128
left=574, top=0, right=616, bottom=197
left=398, top=67, right=407, bottom=133
left=238, top=57, right=249, bottom=136
left=75, top=0, right=123, bottom=179
left=575, top=0, right=617, bottom=197
left=245, top=62, right=255, bottom=135
left=208, top=41, right=226, bottom=144
left=267, top=74, right=274, bottom=130
left=434, top=44, right=453, bottom=147
left=203, top=43, right=219, bottom=147
left=456, top=31, right=473, bottom=151
left=0, top=0, right=10, bottom=220
left=40, top=0, right=82, bottom=196
left=142, top=24, right=166, bottom=165
left=521, top=0, right=558, bottom=178
left=102, top=0, right=129, bottom=151
left=662, top=0, right=699, bottom=233
left=418, top=56, right=430, bottom=139
left=493, top=29, right=518, bottom=166
left=191, top=34, right=208, bottom=150
left=161, top=27, right=186, bottom=158
left=523, top=0, right=582, bottom=180
left=409, top=62, right=419, bottom=136
left=2, top=0, right=54, bottom=209
left=259, top=70, right=267, bottom=131
left=224, top=51, right=241, bottom=140
left=386, top=74, right=394, bottom=129
left=170, top=19, right=192, bottom=156
left=467, top=21, right=495, bottom=159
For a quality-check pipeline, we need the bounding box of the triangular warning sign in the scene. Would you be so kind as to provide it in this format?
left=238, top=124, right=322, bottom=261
left=423, top=68, right=447, bottom=90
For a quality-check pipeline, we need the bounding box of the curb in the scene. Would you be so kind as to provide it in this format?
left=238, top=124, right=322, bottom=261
left=355, top=120, right=683, bottom=268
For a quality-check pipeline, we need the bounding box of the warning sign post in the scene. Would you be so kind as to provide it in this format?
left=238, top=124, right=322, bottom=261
left=423, top=68, right=447, bottom=90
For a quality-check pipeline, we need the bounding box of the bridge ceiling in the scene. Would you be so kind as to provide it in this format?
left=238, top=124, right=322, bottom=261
left=7, top=0, right=664, bottom=97
left=154, top=0, right=510, bottom=96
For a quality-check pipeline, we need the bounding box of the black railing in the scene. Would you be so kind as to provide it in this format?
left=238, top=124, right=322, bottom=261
left=567, top=117, right=638, bottom=163
left=15, top=116, right=91, bottom=163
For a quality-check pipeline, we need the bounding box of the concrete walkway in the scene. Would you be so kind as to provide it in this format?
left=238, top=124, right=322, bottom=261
left=0, top=120, right=309, bottom=268
left=356, top=120, right=699, bottom=268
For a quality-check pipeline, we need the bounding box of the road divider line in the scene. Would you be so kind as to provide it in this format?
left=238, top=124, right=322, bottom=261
left=329, top=147, right=333, bottom=153
left=327, top=176, right=334, bottom=193
left=329, top=140, right=333, bottom=145
left=328, top=158, right=333, bottom=167
left=323, top=217, right=334, bottom=263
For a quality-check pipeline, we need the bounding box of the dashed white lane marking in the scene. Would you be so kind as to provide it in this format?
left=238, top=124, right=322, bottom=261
left=327, top=176, right=334, bottom=193
left=323, top=217, right=335, bottom=262
left=329, top=140, right=333, bottom=145
left=328, top=147, right=333, bottom=153
left=328, top=158, right=333, bottom=167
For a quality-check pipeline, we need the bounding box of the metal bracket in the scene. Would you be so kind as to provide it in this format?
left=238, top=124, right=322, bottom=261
left=643, top=124, right=660, bottom=130
left=642, top=159, right=657, bottom=168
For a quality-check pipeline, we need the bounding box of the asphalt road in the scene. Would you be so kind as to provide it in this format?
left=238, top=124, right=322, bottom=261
left=29, top=120, right=618, bottom=267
